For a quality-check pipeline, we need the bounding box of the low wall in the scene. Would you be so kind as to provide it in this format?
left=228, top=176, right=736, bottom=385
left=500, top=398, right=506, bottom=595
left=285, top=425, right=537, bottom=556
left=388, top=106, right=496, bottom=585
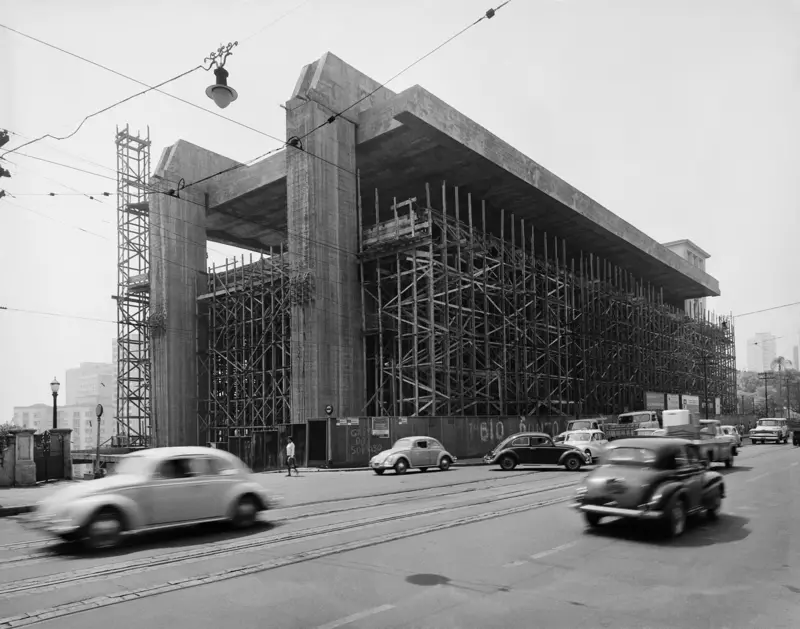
left=326, top=415, right=575, bottom=468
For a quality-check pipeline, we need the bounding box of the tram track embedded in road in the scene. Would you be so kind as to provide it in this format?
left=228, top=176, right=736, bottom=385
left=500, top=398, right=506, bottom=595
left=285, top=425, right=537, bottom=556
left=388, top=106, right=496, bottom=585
left=0, top=479, right=581, bottom=600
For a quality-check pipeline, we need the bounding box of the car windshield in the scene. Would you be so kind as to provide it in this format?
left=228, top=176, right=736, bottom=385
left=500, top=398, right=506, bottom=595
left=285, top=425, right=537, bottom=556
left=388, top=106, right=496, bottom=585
left=602, top=447, right=657, bottom=466
left=113, top=454, right=152, bottom=476
left=392, top=438, right=413, bottom=449
left=758, top=420, right=780, bottom=427
left=570, top=421, right=594, bottom=430
left=567, top=432, right=591, bottom=442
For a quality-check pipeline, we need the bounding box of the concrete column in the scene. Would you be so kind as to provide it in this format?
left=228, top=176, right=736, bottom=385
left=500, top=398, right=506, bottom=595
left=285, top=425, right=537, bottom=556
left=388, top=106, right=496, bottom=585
left=50, top=428, right=73, bottom=480
left=13, top=428, right=36, bottom=487
left=285, top=98, right=364, bottom=423
left=149, top=141, right=237, bottom=447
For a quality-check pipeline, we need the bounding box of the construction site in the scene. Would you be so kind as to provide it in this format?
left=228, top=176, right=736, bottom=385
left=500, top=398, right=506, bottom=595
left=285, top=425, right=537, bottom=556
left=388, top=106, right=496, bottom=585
left=112, top=52, right=737, bottom=469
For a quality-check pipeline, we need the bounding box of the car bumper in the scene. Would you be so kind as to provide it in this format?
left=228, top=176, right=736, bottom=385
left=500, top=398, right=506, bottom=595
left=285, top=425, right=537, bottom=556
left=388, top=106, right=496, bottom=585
left=571, top=502, right=664, bottom=520
left=18, top=511, right=81, bottom=537
left=750, top=434, right=781, bottom=442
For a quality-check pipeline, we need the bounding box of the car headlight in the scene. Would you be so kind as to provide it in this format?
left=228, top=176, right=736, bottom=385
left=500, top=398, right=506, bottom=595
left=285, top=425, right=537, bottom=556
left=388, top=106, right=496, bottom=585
left=384, top=455, right=396, bottom=465
left=575, top=485, right=587, bottom=497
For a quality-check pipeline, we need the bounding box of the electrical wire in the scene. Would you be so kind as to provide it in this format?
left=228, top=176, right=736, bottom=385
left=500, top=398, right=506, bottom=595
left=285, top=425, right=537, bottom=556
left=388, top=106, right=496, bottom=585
left=734, top=301, right=800, bottom=318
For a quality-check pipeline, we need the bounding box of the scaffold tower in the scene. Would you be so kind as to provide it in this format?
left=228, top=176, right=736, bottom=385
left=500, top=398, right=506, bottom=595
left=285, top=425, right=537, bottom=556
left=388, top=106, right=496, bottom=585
left=115, top=125, right=152, bottom=447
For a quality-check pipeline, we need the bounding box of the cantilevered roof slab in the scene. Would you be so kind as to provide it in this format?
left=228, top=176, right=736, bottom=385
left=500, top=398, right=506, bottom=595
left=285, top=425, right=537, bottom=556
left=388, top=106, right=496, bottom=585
left=355, top=85, right=719, bottom=304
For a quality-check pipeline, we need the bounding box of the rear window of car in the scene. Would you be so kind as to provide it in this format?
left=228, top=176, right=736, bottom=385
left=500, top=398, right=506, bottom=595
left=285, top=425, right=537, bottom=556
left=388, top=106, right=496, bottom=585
left=602, top=447, right=657, bottom=466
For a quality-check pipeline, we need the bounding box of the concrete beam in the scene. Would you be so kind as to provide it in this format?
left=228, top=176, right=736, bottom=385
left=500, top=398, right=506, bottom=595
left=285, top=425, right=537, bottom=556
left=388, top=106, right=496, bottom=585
left=207, top=150, right=286, bottom=209
left=357, top=85, right=720, bottom=299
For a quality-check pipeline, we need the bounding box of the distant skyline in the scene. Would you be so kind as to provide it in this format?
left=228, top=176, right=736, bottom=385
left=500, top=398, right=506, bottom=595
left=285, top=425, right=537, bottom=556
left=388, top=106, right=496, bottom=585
left=2, top=0, right=799, bottom=417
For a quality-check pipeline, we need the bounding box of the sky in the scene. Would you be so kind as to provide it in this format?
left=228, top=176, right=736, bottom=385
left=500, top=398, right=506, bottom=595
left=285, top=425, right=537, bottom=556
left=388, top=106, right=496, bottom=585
left=1, top=0, right=799, bottom=419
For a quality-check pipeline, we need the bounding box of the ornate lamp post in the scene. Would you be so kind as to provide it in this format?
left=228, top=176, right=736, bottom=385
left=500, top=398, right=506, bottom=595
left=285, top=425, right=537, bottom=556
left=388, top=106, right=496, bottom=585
left=50, top=377, right=60, bottom=429
left=205, top=42, right=239, bottom=109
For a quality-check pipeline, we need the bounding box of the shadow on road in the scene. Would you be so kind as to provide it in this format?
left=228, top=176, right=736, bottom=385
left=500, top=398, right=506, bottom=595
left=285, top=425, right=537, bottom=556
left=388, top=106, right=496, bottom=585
left=586, top=513, right=751, bottom=547
left=716, top=465, right=753, bottom=475
left=49, top=519, right=282, bottom=559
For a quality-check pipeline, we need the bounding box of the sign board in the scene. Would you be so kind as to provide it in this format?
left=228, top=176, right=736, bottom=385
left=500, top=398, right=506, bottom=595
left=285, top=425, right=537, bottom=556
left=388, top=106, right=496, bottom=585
left=372, top=417, right=390, bottom=438
left=95, top=404, right=104, bottom=418
left=336, top=418, right=349, bottom=427
left=681, top=394, right=700, bottom=416
left=645, top=392, right=665, bottom=411
left=666, top=394, right=680, bottom=410
left=325, top=405, right=334, bottom=416
left=398, top=416, right=408, bottom=425
left=346, top=417, right=360, bottom=426
left=715, top=397, right=721, bottom=416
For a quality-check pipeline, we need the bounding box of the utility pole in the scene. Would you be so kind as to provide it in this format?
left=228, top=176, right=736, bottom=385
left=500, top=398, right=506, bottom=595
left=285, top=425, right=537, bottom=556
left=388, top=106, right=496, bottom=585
left=758, top=371, right=774, bottom=416
left=703, top=354, right=709, bottom=420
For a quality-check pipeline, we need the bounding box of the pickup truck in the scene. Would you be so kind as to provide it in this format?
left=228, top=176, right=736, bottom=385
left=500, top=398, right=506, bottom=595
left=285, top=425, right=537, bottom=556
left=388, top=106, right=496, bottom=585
left=696, top=420, right=736, bottom=467
left=560, top=412, right=659, bottom=442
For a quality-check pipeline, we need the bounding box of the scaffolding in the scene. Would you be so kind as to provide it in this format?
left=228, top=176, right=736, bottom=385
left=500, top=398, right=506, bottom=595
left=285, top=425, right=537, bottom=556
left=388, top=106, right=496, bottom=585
left=197, top=249, right=292, bottom=446
left=114, top=125, right=152, bottom=447
left=198, top=180, right=737, bottom=442
left=359, top=182, right=737, bottom=418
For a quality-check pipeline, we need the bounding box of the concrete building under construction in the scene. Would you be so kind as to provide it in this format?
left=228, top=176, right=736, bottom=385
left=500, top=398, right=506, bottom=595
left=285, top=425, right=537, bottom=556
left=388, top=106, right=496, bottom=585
left=113, top=52, right=736, bottom=465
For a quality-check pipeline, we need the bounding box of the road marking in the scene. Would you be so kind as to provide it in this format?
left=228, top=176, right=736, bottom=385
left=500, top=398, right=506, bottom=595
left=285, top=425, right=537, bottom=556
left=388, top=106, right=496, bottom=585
left=746, top=472, right=772, bottom=483
left=315, top=605, right=395, bottom=629
left=503, top=541, right=578, bottom=567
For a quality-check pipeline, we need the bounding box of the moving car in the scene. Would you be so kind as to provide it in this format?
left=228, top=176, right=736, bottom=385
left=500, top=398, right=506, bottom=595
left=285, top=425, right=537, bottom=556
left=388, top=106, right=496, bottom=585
left=720, top=425, right=742, bottom=454
left=369, top=437, right=456, bottom=475
left=484, top=432, right=591, bottom=471
left=635, top=427, right=667, bottom=437
left=749, top=418, right=789, bottom=444
left=22, top=447, right=275, bottom=550
left=563, top=429, right=609, bottom=463
left=571, top=438, right=726, bottom=538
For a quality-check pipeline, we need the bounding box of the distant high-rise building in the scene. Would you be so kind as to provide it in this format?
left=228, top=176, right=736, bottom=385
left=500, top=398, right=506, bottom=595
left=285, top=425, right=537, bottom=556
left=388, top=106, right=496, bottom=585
left=793, top=345, right=799, bottom=370
left=747, top=332, right=777, bottom=371
left=65, top=362, right=113, bottom=408
left=661, top=239, right=711, bottom=319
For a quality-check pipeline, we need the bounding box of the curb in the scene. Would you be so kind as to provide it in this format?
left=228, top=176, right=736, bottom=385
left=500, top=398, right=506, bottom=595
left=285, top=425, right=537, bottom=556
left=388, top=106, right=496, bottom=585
left=0, top=460, right=488, bottom=517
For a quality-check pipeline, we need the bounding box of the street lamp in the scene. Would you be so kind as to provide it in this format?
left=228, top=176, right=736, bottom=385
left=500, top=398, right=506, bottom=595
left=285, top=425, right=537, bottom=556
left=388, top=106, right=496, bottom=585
left=204, top=42, right=238, bottom=109
left=50, top=377, right=60, bottom=429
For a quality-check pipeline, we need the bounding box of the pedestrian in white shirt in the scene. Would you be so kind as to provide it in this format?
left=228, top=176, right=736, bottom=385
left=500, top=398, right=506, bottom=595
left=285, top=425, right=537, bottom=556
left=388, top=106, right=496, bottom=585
left=286, top=437, right=298, bottom=477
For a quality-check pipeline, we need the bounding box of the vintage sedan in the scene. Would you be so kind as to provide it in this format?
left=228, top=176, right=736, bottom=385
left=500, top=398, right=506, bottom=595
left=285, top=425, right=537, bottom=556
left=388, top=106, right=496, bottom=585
left=370, top=437, right=456, bottom=475
left=572, top=438, right=726, bottom=538
left=484, top=432, right=591, bottom=471
left=563, top=429, right=609, bottom=463
left=720, top=425, right=742, bottom=454
left=22, top=446, right=276, bottom=550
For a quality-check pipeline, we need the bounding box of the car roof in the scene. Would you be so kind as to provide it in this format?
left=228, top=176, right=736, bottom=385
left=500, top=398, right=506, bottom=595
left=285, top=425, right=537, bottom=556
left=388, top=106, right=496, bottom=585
left=400, top=436, right=441, bottom=441
left=607, top=437, right=689, bottom=450
left=566, top=428, right=603, bottom=434
left=512, top=432, right=552, bottom=439
left=124, top=446, right=231, bottom=459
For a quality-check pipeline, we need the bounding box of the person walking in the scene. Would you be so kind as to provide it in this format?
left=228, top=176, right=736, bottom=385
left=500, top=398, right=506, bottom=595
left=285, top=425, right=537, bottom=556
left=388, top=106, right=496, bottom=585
left=286, top=437, right=299, bottom=477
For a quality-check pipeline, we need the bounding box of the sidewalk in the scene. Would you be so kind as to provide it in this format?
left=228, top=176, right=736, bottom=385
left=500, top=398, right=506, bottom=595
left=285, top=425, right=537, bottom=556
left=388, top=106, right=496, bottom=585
left=0, top=458, right=487, bottom=517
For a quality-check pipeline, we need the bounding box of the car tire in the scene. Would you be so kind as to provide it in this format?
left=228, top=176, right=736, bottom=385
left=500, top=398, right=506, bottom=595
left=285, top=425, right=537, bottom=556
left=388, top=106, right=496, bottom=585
left=706, top=488, right=722, bottom=521
left=663, top=496, right=687, bottom=538
left=373, top=469, right=385, bottom=475
left=83, top=507, right=124, bottom=551
left=439, top=457, right=452, bottom=471
left=419, top=467, right=428, bottom=473
left=394, top=459, right=408, bottom=475
left=564, top=455, right=582, bottom=471
left=584, top=449, right=593, bottom=460
left=232, top=495, right=259, bottom=529
left=724, top=456, right=733, bottom=468
left=584, top=512, right=602, bottom=528
left=499, top=455, right=517, bottom=471
left=732, top=446, right=737, bottom=456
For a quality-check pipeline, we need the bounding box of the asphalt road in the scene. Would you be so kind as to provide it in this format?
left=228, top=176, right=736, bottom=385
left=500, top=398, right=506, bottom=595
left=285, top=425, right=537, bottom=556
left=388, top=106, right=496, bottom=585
left=0, top=444, right=798, bottom=628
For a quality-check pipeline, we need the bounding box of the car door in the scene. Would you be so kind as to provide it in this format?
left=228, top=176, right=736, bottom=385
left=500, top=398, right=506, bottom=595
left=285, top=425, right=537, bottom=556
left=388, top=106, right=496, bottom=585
left=189, top=456, right=234, bottom=520
left=675, top=445, right=704, bottom=510
left=427, top=439, right=444, bottom=466
left=149, top=457, right=208, bottom=525
left=410, top=440, right=430, bottom=467
left=530, top=436, right=561, bottom=465
left=508, top=436, right=532, bottom=464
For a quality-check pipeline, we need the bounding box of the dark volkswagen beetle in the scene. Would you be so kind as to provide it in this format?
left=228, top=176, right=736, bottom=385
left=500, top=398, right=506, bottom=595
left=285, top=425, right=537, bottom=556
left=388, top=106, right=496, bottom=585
left=571, top=438, right=726, bottom=538
left=484, top=432, right=591, bottom=471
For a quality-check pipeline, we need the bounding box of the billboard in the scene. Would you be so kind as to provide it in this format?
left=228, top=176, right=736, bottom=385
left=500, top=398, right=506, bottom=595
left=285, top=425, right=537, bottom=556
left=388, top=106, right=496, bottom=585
left=681, top=394, right=700, bottom=416
left=666, top=394, right=680, bottom=410
left=645, top=392, right=665, bottom=410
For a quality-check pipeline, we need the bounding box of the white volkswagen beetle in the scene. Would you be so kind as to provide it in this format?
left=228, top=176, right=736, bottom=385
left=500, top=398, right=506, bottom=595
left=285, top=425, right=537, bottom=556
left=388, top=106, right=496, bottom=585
left=563, top=430, right=609, bottom=463
left=22, top=446, right=276, bottom=550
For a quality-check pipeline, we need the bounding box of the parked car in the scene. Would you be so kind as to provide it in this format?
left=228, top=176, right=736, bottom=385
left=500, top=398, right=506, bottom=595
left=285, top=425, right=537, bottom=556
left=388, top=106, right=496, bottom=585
left=21, top=447, right=276, bottom=551
left=720, top=425, right=742, bottom=454
left=484, top=432, right=591, bottom=471
left=571, top=438, right=726, bottom=538
left=563, top=429, right=609, bottom=463
left=369, top=437, right=456, bottom=475
left=749, top=418, right=789, bottom=444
